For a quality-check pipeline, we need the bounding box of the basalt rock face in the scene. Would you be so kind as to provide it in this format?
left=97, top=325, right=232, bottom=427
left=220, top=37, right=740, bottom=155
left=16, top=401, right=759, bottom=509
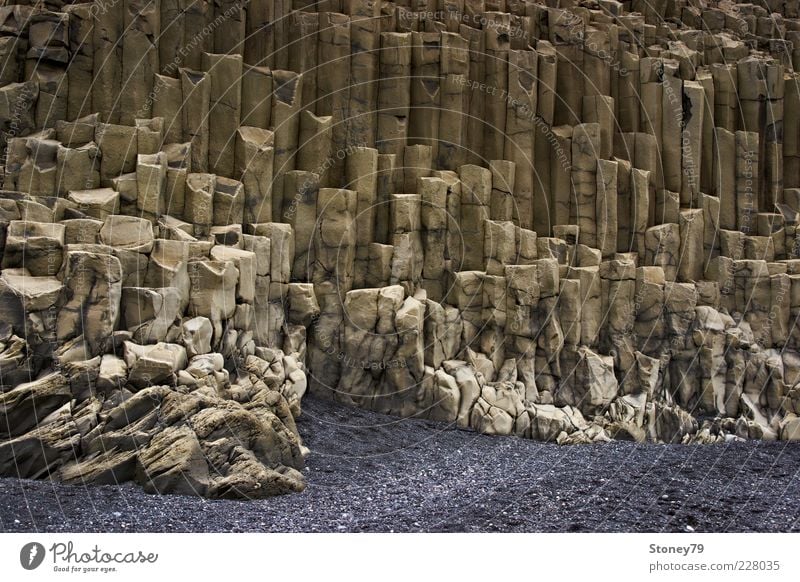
left=2, top=1, right=800, bottom=498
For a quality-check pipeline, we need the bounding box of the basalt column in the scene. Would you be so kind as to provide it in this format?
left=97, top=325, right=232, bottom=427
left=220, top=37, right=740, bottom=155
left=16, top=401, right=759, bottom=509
left=346, top=147, right=379, bottom=288
left=120, top=0, right=159, bottom=126
left=483, top=12, right=510, bottom=163
left=438, top=32, right=469, bottom=171
left=180, top=68, right=210, bottom=173
left=377, top=32, right=411, bottom=163
left=65, top=3, right=94, bottom=121
left=271, top=70, right=302, bottom=219
left=408, top=31, right=441, bottom=165
left=92, top=0, right=122, bottom=123
left=317, top=12, right=350, bottom=185
left=203, top=52, right=242, bottom=178
left=347, top=0, right=380, bottom=148
left=309, top=187, right=357, bottom=399
left=460, top=164, right=492, bottom=271
left=505, top=49, right=537, bottom=230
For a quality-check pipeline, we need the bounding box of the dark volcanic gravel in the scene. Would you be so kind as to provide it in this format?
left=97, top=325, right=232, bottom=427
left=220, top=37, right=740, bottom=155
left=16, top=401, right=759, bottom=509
left=1, top=396, right=799, bottom=533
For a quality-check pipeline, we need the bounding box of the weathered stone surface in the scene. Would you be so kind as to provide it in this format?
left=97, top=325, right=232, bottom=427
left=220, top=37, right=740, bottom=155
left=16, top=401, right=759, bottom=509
left=57, top=250, right=123, bottom=357
left=0, top=373, right=71, bottom=438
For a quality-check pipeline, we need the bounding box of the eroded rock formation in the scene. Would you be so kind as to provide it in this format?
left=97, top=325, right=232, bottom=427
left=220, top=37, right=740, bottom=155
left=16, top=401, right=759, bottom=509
left=2, top=0, right=800, bottom=498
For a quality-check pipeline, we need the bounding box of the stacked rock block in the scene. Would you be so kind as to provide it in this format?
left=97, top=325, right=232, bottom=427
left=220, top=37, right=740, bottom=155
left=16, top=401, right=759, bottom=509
left=4, top=0, right=800, bottom=499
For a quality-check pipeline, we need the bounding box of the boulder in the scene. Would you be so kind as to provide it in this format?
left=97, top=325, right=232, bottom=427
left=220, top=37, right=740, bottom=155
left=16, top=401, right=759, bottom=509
left=123, top=341, right=188, bottom=389
left=182, top=317, right=213, bottom=358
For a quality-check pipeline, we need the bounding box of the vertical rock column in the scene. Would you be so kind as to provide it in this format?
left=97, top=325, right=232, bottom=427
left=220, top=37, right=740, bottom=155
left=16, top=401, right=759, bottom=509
left=736, top=131, right=759, bottom=234
left=712, top=63, right=738, bottom=133
left=121, top=0, right=160, bottom=125
left=374, top=153, right=397, bottom=245
left=203, top=52, right=242, bottom=178
left=764, top=63, right=784, bottom=211
left=136, top=151, right=167, bottom=221
left=164, top=142, right=189, bottom=218
left=737, top=57, right=775, bottom=212
left=533, top=258, right=563, bottom=400
left=377, top=32, right=411, bottom=162
left=309, top=188, right=357, bottom=398
left=483, top=12, right=510, bottom=162
left=645, top=223, right=680, bottom=282
left=317, top=12, right=350, bottom=185
left=27, top=11, right=68, bottom=129
left=235, top=126, right=274, bottom=224
left=631, top=167, right=651, bottom=260
left=282, top=170, right=319, bottom=282
left=159, top=0, right=182, bottom=73
left=213, top=0, right=245, bottom=56
left=735, top=260, right=772, bottom=348
left=184, top=172, right=215, bottom=237
left=271, top=70, right=302, bottom=219
left=240, top=65, right=271, bottom=130
left=505, top=49, right=537, bottom=229
left=678, top=209, right=705, bottom=282
left=251, top=222, right=294, bottom=348
left=681, top=80, right=705, bottom=206
left=697, top=70, right=715, bottom=199
left=596, top=159, right=618, bottom=258
left=552, top=14, right=583, bottom=127
left=272, top=0, right=290, bottom=70
left=346, top=147, right=378, bottom=288
left=402, top=144, right=432, bottom=193
left=409, top=31, right=441, bottom=164
left=599, top=258, right=637, bottom=388
left=461, top=24, right=484, bottom=166
left=660, top=63, right=683, bottom=200
left=481, top=268, right=507, bottom=375
left=634, top=265, right=666, bottom=356
left=347, top=0, right=380, bottom=147
left=389, top=193, right=423, bottom=294
left=93, top=0, right=122, bottom=123
left=438, top=32, right=469, bottom=171
left=618, top=51, right=640, bottom=133
left=182, top=0, right=210, bottom=69
left=459, top=164, right=492, bottom=271
left=582, top=94, right=614, bottom=163
left=244, top=0, right=273, bottom=67
left=639, top=58, right=663, bottom=190
left=180, top=68, right=210, bottom=173
left=714, top=127, right=737, bottom=230
left=96, top=122, right=138, bottom=187
left=549, top=125, right=573, bottom=232
left=616, top=158, right=633, bottom=253
left=664, top=281, right=699, bottom=409
left=490, top=160, right=515, bottom=222
left=570, top=123, right=601, bottom=249
left=153, top=74, right=183, bottom=144
left=297, top=110, right=333, bottom=187
left=583, top=24, right=612, bottom=100
left=448, top=270, right=483, bottom=354
left=0, top=6, right=25, bottom=88
left=419, top=176, right=448, bottom=301
left=505, top=264, right=539, bottom=402
left=65, top=3, right=94, bottom=121
left=288, top=11, right=318, bottom=111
